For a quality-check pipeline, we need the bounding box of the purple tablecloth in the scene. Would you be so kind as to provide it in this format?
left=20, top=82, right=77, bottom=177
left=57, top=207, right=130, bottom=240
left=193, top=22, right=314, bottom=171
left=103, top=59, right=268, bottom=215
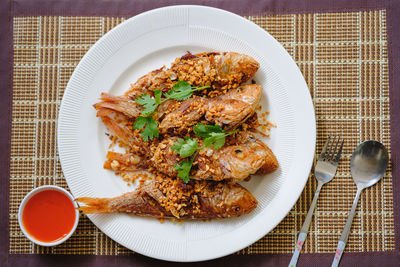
left=1, top=0, right=399, bottom=266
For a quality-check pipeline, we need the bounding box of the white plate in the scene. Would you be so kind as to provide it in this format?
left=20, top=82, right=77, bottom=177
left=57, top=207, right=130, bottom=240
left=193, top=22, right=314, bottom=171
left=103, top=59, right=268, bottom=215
left=58, top=5, right=315, bottom=262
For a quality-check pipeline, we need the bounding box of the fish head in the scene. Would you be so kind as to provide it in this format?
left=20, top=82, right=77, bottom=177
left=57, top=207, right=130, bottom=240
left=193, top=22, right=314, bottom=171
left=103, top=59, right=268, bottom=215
left=206, top=99, right=253, bottom=127
left=219, top=143, right=269, bottom=181
left=206, top=84, right=262, bottom=128
left=221, top=52, right=260, bottom=81
left=222, top=183, right=258, bottom=216
left=233, top=84, right=262, bottom=106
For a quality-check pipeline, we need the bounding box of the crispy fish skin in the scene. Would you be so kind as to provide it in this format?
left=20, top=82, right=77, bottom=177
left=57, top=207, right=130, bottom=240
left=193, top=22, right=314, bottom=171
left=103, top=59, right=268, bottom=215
left=100, top=113, right=278, bottom=181
left=194, top=133, right=278, bottom=181
left=212, top=52, right=260, bottom=84
left=150, top=132, right=278, bottom=182
left=125, top=52, right=259, bottom=98
left=225, top=131, right=279, bottom=176
left=205, top=84, right=262, bottom=129
left=158, top=84, right=262, bottom=134
left=173, top=52, right=260, bottom=89
left=76, top=178, right=258, bottom=219
left=96, top=84, right=263, bottom=137
left=94, top=83, right=262, bottom=135
left=158, top=97, right=207, bottom=134
left=150, top=138, right=180, bottom=177
left=102, top=129, right=278, bottom=182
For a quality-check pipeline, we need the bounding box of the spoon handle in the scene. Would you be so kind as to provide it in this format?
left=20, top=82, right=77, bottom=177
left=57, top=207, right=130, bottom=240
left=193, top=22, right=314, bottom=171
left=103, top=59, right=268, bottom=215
left=289, top=181, right=324, bottom=267
left=331, top=187, right=363, bottom=267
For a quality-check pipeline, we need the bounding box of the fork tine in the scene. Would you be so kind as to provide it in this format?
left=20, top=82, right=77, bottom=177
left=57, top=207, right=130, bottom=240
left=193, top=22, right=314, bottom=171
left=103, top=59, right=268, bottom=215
left=319, top=135, right=331, bottom=160
left=329, top=136, right=340, bottom=161
left=326, top=136, right=337, bottom=160
left=334, top=139, right=344, bottom=163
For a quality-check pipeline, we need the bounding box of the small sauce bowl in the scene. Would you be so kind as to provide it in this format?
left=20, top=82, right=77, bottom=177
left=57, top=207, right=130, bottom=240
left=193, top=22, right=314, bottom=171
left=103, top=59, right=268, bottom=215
left=18, top=185, right=79, bottom=246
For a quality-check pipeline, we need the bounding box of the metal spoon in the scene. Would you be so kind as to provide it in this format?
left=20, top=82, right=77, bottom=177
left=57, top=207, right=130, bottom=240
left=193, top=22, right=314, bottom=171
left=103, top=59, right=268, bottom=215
left=331, top=140, right=389, bottom=267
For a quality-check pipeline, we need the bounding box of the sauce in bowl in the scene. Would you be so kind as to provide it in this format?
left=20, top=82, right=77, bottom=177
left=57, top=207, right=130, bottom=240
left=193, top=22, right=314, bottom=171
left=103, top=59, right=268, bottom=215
left=19, top=186, right=79, bottom=245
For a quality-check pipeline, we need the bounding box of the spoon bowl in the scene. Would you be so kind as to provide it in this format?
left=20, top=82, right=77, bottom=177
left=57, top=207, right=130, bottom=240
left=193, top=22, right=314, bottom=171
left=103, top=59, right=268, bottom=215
left=350, top=140, right=389, bottom=188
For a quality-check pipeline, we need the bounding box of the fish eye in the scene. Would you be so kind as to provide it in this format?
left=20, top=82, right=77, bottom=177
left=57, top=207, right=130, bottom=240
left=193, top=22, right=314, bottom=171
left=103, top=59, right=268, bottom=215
left=235, top=206, right=241, bottom=212
left=249, top=136, right=256, bottom=141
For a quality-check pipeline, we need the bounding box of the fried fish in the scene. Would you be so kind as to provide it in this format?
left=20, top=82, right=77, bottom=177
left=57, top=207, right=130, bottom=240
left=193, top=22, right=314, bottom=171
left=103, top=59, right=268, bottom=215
left=76, top=177, right=258, bottom=219
left=125, top=51, right=259, bottom=99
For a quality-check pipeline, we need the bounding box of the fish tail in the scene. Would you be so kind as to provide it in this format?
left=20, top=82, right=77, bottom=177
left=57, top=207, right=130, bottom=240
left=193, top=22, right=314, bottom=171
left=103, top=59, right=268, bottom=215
left=100, top=92, right=125, bottom=101
left=101, top=116, right=131, bottom=145
left=95, top=107, right=114, bottom=117
left=76, top=197, right=112, bottom=214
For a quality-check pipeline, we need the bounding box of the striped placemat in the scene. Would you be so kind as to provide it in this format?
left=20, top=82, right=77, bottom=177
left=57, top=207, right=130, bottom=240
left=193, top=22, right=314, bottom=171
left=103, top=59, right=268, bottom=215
left=10, top=9, right=393, bottom=255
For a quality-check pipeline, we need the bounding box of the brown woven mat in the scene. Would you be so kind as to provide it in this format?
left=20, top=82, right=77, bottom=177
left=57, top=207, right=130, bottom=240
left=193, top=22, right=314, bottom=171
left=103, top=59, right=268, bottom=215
left=10, top=10, right=393, bottom=255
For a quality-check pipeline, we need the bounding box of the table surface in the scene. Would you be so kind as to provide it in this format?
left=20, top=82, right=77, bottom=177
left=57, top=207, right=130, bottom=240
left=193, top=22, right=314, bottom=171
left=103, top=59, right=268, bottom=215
left=2, top=0, right=400, bottom=266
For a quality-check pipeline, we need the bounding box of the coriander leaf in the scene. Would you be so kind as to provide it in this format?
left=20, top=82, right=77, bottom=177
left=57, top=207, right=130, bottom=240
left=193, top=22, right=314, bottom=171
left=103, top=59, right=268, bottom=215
left=198, top=124, right=239, bottom=150
left=133, top=116, right=147, bottom=130
left=171, top=138, right=199, bottom=158
left=165, top=81, right=193, bottom=100
left=193, top=123, right=223, bottom=138
left=164, top=81, right=210, bottom=101
left=179, top=139, right=199, bottom=158
left=193, top=123, right=208, bottom=137
left=174, top=160, right=192, bottom=183
left=203, top=132, right=226, bottom=149
left=141, top=117, right=159, bottom=141
left=171, top=138, right=185, bottom=153
left=154, top=89, right=162, bottom=105
left=135, top=94, right=158, bottom=116
left=133, top=116, right=159, bottom=141
left=174, top=80, right=192, bottom=91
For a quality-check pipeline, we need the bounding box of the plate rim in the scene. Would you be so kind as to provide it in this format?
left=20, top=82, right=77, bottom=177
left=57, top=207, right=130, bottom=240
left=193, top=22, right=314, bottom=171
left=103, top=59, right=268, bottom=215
left=58, top=5, right=316, bottom=262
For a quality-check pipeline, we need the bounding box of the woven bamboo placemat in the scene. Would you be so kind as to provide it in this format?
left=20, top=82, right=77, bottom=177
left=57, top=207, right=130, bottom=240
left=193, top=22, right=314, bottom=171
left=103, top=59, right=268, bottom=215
left=10, top=9, right=393, bottom=255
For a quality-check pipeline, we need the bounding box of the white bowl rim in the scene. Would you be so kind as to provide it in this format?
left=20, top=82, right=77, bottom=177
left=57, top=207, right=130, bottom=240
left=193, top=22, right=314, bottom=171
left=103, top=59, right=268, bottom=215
left=18, top=185, right=80, bottom=247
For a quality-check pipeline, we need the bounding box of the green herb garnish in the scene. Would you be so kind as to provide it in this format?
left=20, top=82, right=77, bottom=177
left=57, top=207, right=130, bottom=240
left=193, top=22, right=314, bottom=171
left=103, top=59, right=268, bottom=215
left=171, top=137, right=200, bottom=158
left=172, top=123, right=238, bottom=183
left=133, top=81, right=210, bottom=141
left=164, top=81, right=209, bottom=101
left=134, top=90, right=162, bottom=116
left=133, top=116, right=159, bottom=141
left=203, top=132, right=227, bottom=150
left=194, top=123, right=238, bottom=150
left=193, top=123, right=223, bottom=137
left=171, top=137, right=201, bottom=182
left=174, top=158, right=194, bottom=183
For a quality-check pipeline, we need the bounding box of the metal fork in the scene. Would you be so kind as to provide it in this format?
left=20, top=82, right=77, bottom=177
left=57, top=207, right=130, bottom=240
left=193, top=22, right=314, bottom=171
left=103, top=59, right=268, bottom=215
left=289, top=136, right=344, bottom=267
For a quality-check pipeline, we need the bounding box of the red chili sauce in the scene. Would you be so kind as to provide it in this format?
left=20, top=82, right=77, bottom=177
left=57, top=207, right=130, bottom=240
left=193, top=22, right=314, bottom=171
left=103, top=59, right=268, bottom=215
left=22, top=190, right=76, bottom=243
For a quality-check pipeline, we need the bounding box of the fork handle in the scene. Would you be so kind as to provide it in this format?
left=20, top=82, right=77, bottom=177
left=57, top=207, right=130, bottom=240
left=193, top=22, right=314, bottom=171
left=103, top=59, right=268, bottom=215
left=288, top=232, right=307, bottom=267
left=288, top=181, right=324, bottom=267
